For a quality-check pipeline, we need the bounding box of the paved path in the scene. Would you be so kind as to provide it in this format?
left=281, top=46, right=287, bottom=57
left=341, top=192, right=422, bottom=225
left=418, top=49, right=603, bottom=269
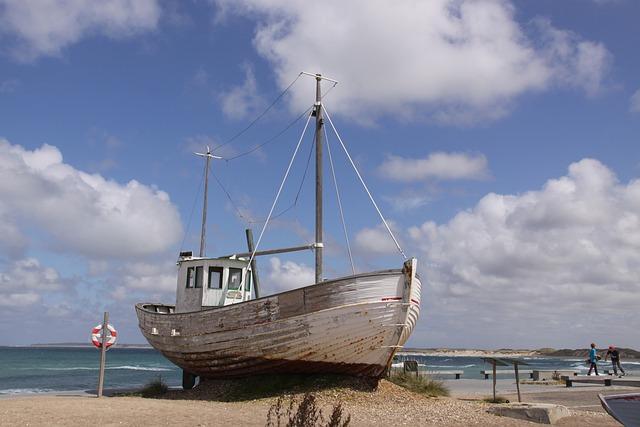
left=504, top=385, right=640, bottom=413
left=444, top=378, right=639, bottom=414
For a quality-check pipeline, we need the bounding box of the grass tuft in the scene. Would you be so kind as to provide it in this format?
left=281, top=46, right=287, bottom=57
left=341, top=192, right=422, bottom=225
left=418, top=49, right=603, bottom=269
left=139, top=376, right=169, bottom=398
left=266, top=393, right=351, bottom=427
left=483, top=395, right=510, bottom=404
left=388, top=372, right=449, bottom=397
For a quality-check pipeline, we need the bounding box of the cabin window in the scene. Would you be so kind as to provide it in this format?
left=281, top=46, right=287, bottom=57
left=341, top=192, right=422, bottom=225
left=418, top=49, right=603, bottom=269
left=208, top=267, right=223, bottom=289
left=227, top=268, right=243, bottom=290
left=194, top=266, right=203, bottom=288
left=186, top=267, right=195, bottom=288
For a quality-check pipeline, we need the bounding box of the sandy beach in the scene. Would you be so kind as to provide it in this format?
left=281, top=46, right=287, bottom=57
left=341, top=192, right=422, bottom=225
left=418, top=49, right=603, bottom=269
left=0, top=379, right=628, bottom=426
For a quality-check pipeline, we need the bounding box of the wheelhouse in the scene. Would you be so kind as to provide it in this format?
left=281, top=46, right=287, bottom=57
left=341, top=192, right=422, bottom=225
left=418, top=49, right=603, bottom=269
left=175, top=253, right=254, bottom=312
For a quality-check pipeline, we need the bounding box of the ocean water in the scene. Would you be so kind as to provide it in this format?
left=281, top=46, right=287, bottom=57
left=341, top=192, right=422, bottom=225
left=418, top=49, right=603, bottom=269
left=0, top=347, right=181, bottom=395
left=392, top=354, right=640, bottom=379
left=1, top=347, right=638, bottom=396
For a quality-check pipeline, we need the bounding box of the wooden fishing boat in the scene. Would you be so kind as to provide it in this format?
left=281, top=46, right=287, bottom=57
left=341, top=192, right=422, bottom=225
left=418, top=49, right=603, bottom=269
left=599, top=393, right=640, bottom=426
left=135, top=73, right=421, bottom=388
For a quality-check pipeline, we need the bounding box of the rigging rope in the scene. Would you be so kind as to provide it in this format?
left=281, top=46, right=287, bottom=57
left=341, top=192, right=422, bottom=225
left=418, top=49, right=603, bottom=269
left=237, top=111, right=314, bottom=298
left=213, top=73, right=303, bottom=153
left=211, top=171, right=249, bottom=224
left=323, top=106, right=407, bottom=260
left=179, top=160, right=207, bottom=252
left=210, top=134, right=315, bottom=225
left=222, top=83, right=336, bottom=162
left=324, top=125, right=356, bottom=275
left=223, top=105, right=313, bottom=161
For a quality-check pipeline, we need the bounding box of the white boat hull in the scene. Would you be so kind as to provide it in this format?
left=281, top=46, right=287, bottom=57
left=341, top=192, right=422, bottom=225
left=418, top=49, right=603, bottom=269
left=136, top=259, right=421, bottom=378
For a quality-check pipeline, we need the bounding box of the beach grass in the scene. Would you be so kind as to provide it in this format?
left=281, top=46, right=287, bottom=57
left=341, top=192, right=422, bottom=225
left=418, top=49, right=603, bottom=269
left=266, top=393, right=351, bottom=427
left=482, top=395, right=509, bottom=404
left=141, top=376, right=169, bottom=397
left=387, top=372, right=449, bottom=397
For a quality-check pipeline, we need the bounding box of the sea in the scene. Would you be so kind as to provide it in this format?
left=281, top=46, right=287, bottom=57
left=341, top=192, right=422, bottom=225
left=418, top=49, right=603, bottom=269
left=0, top=347, right=181, bottom=396
left=1, top=347, right=638, bottom=396
left=392, top=353, right=640, bottom=379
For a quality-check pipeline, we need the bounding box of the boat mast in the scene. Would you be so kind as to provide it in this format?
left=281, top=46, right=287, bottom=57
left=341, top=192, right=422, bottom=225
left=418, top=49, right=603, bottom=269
left=195, top=146, right=222, bottom=257
left=314, top=74, right=324, bottom=283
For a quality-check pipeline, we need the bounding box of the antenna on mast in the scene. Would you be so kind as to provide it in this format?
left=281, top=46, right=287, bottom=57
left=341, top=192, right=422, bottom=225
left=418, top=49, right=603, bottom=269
left=194, top=146, right=223, bottom=257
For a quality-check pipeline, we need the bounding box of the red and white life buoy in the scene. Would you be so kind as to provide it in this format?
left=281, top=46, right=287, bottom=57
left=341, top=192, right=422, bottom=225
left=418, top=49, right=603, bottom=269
left=91, top=324, right=118, bottom=349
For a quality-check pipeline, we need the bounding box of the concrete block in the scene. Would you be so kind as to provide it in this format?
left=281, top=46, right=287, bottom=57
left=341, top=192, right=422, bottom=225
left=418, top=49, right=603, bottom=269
left=488, top=403, right=571, bottom=424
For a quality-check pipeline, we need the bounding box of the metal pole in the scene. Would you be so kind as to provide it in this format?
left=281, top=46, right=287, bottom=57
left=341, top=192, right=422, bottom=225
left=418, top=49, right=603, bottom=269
left=314, top=74, right=323, bottom=284
left=97, top=311, right=108, bottom=398
left=492, top=361, right=497, bottom=402
left=514, top=363, right=522, bottom=402
left=245, top=229, right=260, bottom=298
left=199, top=151, right=211, bottom=257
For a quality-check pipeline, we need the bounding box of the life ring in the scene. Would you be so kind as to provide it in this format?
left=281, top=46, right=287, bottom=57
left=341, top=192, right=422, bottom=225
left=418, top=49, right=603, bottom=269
left=91, top=324, right=117, bottom=349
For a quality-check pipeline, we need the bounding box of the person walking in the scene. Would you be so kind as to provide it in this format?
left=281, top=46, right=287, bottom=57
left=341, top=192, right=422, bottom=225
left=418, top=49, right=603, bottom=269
left=605, top=345, right=626, bottom=377
left=587, top=343, right=599, bottom=376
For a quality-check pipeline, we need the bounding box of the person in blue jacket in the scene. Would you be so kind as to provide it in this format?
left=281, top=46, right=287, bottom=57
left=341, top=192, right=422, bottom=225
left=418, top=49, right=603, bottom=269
left=587, top=343, right=599, bottom=375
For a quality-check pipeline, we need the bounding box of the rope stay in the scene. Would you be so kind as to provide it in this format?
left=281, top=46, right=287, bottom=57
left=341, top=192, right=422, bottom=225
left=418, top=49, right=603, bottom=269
left=214, top=72, right=303, bottom=154
left=324, top=125, right=356, bottom=275
left=222, top=82, right=336, bottom=162
left=211, top=171, right=249, bottom=223
left=179, top=161, right=207, bottom=253
left=237, top=111, right=315, bottom=298
left=323, top=106, right=407, bottom=261
left=224, top=104, right=313, bottom=161
left=209, top=130, right=315, bottom=226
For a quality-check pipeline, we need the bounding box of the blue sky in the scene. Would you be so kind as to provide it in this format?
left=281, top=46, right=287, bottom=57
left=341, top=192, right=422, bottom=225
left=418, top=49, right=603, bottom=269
left=1, top=0, right=639, bottom=349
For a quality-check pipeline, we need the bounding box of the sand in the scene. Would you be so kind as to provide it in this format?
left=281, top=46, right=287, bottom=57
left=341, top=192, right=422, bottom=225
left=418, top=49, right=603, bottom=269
left=0, top=379, right=623, bottom=426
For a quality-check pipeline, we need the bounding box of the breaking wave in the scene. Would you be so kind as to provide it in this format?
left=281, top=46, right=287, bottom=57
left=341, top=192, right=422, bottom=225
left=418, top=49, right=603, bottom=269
left=0, top=388, right=54, bottom=395
left=38, top=365, right=174, bottom=372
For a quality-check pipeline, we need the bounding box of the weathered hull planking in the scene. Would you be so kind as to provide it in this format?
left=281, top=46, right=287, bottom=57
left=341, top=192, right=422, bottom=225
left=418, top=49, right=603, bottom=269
left=136, top=259, right=420, bottom=378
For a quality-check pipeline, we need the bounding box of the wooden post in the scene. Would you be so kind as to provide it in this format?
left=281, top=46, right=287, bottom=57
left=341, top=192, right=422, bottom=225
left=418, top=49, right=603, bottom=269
left=245, top=229, right=260, bottom=298
left=97, top=311, right=108, bottom=398
left=514, top=363, right=522, bottom=402
left=492, top=361, right=497, bottom=402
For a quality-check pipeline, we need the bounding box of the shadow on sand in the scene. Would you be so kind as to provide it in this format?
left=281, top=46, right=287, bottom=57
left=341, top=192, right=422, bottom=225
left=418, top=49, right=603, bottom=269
left=146, top=374, right=379, bottom=402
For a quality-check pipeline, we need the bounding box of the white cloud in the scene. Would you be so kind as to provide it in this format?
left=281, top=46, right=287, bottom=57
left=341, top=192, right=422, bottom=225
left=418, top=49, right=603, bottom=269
left=0, top=79, right=19, bottom=93
left=355, top=222, right=402, bottom=256
left=0, top=0, right=161, bottom=61
left=0, top=139, right=182, bottom=259
left=0, top=258, right=67, bottom=307
left=383, top=191, right=431, bottom=213
left=379, top=152, right=490, bottom=182
left=409, top=158, right=640, bottom=347
left=192, top=67, right=209, bottom=87
left=630, top=89, right=640, bottom=113
left=0, top=206, right=28, bottom=258
left=266, top=257, right=314, bottom=293
left=118, top=260, right=177, bottom=293
left=219, top=63, right=266, bottom=119
left=534, top=18, right=610, bottom=97
left=214, top=0, right=611, bottom=124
